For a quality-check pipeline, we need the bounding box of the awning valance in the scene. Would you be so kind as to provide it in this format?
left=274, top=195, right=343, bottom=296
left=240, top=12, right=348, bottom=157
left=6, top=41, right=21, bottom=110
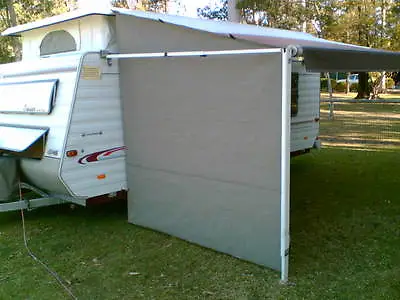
left=301, top=46, right=400, bottom=72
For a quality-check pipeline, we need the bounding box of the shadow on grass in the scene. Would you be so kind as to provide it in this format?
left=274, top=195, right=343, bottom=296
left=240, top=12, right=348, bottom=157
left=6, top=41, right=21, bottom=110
left=0, top=198, right=127, bottom=224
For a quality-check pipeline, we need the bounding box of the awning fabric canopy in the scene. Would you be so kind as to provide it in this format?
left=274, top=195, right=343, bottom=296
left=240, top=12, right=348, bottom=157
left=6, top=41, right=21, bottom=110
left=112, top=8, right=400, bottom=72
left=0, top=125, right=48, bottom=152
left=301, top=47, right=400, bottom=72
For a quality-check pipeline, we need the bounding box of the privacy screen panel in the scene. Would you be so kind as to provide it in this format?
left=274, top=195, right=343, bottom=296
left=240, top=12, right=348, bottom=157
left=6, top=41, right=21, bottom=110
left=120, top=53, right=284, bottom=271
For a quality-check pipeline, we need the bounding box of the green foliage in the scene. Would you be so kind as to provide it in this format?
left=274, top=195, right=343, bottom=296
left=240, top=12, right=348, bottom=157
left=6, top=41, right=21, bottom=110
left=13, top=0, right=67, bottom=24
left=366, top=72, right=396, bottom=98
left=198, top=0, right=228, bottom=21
left=334, top=81, right=346, bottom=92
left=320, top=78, right=336, bottom=92
left=236, top=0, right=308, bottom=29
left=386, top=77, right=395, bottom=89
left=145, top=0, right=169, bottom=13
left=112, top=0, right=129, bottom=8
left=113, top=0, right=170, bottom=12
left=0, top=36, right=14, bottom=63
left=350, top=83, right=358, bottom=92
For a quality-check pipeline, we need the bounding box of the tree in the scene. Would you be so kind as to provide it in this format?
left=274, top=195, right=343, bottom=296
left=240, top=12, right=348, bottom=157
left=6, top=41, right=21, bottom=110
left=236, top=0, right=307, bottom=28
left=0, top=0, right=69, bottom=62
left=227, top=0, right=240, bottom=22
left=387, top=0, right=400, bottom=50
left=224, top=0, right=399, bottom=98
left=0, top=1, right=21, bottom=62
left=340, top=1, right=376, bottom=98
left=198, top=0, right=228, bottom=21
left=112, top=0, right=171, bottom=12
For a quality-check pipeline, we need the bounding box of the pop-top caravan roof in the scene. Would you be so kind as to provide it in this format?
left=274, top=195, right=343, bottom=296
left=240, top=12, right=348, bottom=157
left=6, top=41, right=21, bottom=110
left=2, top=8, right=113, bottom=36
left=2, top=8, right=117, bottom=60
left=3, top=7, right=400, bottom=71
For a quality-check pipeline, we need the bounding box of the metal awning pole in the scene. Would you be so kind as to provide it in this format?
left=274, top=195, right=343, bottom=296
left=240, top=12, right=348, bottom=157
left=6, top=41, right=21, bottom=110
left=106, top=48, right=283, bottom=61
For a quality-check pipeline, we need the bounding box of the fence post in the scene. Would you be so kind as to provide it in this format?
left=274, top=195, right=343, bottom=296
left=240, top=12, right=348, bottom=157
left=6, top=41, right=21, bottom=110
left=328, top=100, right=334, bottom=120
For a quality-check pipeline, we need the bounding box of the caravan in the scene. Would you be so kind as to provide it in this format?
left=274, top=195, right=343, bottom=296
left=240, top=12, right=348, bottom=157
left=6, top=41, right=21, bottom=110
left=2, top=7, right=400, bottom=280
left=6, top=6, right=388, bottom=281
left=0, top=8, right=320, bottom=209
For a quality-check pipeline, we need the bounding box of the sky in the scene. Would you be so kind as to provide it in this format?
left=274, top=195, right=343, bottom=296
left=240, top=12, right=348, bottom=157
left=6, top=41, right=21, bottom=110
left=79, top=0, right=222, bottom=18
left=175, top=0, right=220, bottom=17
left=78, top=1, right=219, bottom=17
left=181, top=0, right=210, bottom=16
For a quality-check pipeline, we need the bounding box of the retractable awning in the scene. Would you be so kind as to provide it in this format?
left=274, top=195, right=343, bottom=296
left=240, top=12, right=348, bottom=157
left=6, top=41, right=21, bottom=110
left=0, top=125, right=48, bottom=152
left=112, top=8, right=400, bottom=72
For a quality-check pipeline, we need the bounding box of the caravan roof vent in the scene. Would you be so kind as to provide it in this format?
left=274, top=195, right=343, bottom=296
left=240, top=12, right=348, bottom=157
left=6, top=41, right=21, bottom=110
left=40, top=30, right=76, bottom=56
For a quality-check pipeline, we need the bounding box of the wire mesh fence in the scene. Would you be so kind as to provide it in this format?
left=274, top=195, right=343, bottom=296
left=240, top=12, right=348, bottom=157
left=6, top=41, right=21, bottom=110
left=320, top=99, right=400, bottom=151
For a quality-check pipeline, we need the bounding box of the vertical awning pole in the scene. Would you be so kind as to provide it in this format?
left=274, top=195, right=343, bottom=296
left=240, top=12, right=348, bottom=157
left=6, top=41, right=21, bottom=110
left=280, top=49, right=291, bottom=283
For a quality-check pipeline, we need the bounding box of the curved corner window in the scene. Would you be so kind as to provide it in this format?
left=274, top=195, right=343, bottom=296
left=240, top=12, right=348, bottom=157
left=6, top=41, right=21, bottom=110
left=40, top=30, right=76, bottom=56
left=0, top=79, right=58, bottom=114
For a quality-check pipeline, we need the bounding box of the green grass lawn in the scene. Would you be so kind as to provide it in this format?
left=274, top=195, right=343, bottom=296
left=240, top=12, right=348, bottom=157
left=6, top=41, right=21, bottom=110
left=320, top=102, right=400, bottom=150
left=320, top=92, right=400, bottom=101
left=1, top=149, right=400, bottom=299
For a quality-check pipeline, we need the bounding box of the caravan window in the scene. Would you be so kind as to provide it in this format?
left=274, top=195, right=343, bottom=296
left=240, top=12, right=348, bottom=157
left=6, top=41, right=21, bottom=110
left=291, top=73, right=299, bottom=117
left=40, top=30, right=76, bottom=56
left=0, top=79, right=58, bottom=114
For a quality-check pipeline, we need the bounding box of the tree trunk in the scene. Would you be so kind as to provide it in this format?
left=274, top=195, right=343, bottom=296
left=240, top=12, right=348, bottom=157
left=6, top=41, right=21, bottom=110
left=162, top=0, right=167, bottom=13
left=356, top=72, right=369, bottom=99
left=346, top=72, right=350, bottom=94
left=126, top=0, right=141, bottom=9
left=381, top=72, right=386, bottom=93
left=301, top=0, right=306, bottom=32
left=227, top=0, right=240, bottom=23
left=326, top=73, right=333, bottom=98
left=6, top=0, right=21, bottom=61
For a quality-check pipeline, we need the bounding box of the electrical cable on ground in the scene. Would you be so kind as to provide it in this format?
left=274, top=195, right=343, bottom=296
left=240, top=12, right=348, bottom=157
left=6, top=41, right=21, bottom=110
left=18, top=182, right=78, bottom=300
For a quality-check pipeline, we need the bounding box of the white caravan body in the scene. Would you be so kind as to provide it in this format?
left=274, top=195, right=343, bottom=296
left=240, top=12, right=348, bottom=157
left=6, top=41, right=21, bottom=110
left=291, top=63, right=320, bottom=154
left=0, top=52, right=127, bottom=203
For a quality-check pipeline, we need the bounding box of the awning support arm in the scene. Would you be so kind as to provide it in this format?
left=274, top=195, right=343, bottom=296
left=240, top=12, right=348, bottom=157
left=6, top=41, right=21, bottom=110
left=104, top=48, right=284, bottom=65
